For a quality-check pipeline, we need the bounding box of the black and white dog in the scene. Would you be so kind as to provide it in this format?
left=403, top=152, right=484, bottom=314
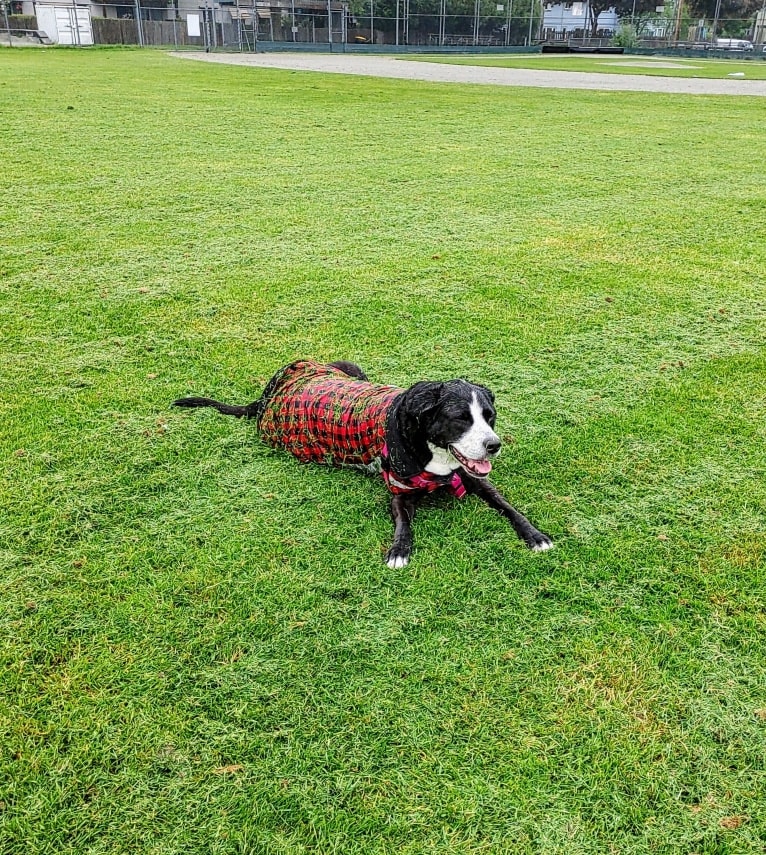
left=174, top=359, right=553, bottom=567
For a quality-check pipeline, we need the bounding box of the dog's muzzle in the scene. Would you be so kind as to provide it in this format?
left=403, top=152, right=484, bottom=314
left=449, top=445, right=494, bottom=478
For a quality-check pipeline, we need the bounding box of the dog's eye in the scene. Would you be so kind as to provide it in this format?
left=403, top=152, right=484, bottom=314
left=482, top=409, right=496, bottom=425
left=446, top=408, right=471, bottom=423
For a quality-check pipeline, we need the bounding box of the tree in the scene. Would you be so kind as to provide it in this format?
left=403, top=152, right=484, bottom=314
left=685, top=0, right=761, bottom=35
left=686, top=0, right=760, bottom=16
left=583, top=0, right=658, bottom=38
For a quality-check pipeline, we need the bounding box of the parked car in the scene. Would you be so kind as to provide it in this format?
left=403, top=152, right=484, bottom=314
left=715, top=38, right=754, bottom=51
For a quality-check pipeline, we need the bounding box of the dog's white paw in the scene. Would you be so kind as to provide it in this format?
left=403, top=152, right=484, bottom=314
left=526, top=530, right=554, bottom=552
left=532, top=540, right=554, bottom=552
left=387, top=554, right=410, bottom=569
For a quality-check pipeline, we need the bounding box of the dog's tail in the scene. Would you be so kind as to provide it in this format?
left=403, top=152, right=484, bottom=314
left=174, top=361, right=365, bottom=422
left=172, top=396, right=259, bottom=418
left=329, top=361, right=368, bottom=381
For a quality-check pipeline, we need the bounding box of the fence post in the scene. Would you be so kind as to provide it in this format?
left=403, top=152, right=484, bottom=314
left=672, top=0, right=683, bottom=43
left=527, top=0, right=534, bottom=45
left=133, top=0, right=144, bottom=45
left=3, top=1, right=12, bottom=47
left=439, top=0, right=445, bottom=46
left=711, top=0, right=722, bottom=43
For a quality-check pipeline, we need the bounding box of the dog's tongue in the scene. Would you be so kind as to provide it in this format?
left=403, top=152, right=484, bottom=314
left=467, top=458, right=492, bottom=476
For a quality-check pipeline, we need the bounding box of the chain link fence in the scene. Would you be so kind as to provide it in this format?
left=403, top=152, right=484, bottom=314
left=3, top=2, right=765, bottom=51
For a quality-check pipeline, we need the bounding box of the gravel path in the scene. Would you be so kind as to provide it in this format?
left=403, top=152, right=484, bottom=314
left=172, top=51, right=766, bottom=96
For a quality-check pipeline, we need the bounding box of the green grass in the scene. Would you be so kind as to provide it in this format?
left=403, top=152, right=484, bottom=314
left=408, top=52, right=766, bottom=79
left=2, top=48, right=766, bottom=853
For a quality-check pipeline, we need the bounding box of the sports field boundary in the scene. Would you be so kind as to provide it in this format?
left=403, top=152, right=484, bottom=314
left=171, top=50, right=766, bottom=95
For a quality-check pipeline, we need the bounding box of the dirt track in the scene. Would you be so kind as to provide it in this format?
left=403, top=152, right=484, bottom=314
left=171, top=51, right=766, bottom=96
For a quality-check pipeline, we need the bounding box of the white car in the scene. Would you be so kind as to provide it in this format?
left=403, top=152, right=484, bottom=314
left=716, top=38, right=754, bottom=51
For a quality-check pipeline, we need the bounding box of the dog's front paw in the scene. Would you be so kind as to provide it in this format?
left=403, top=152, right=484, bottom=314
left=385, top=545, right=411, bottom=569
left=526, top=530, right=554, bottom=552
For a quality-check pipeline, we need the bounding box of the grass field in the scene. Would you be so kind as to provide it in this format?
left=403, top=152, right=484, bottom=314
left=410, top=53, right=766, bottom=79
left=2, top=48, right=766, bottom=853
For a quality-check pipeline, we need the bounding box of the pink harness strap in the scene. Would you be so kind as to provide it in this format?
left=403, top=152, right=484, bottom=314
left=380, top=444, right=466, bottom=497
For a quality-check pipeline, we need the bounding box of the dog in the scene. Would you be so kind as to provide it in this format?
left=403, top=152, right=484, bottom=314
left=174, top=359, right=553, bottom=567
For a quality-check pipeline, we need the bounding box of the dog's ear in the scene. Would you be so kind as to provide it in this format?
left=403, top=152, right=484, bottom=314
left=387, top=381, right=446, bottom=477
left=398, top=381, right=445, bottom=438
left=403, top=381, right=445, bottom=417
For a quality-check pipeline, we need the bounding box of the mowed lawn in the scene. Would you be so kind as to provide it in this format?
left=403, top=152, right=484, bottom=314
left=409, top=52, right=766, bottom=79
left=2, top=48, right=766, bottom=854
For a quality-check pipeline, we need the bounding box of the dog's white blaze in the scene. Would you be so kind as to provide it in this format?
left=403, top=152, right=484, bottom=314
left=450, top=393, right=500, bottom=463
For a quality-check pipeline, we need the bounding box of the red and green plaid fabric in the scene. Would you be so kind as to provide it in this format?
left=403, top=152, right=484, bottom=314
left=257, top=361, right=402, bottom=468
left=257, top=360, right=467, bottom=498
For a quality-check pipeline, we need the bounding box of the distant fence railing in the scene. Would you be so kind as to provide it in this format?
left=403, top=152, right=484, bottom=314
left=3, top=8, right=764, bottom=50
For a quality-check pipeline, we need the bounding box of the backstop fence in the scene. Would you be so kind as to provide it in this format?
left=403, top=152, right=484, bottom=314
left=3, top=3, right=765, bottom=51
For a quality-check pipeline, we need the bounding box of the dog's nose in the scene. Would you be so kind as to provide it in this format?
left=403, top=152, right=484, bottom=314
left=484, top=438, right=501, bottom=456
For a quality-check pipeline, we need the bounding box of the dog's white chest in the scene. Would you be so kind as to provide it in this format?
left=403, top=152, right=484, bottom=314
left=425, top=444, right=461, bottom=476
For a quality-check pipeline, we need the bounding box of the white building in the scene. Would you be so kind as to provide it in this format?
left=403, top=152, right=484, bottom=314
left=542, top=1, right=619, bottom=39
left=18, top=1, right=134, bottom=18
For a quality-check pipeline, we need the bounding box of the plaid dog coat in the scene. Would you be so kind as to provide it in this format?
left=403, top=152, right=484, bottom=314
left=255, top=360, right=466, bottom=497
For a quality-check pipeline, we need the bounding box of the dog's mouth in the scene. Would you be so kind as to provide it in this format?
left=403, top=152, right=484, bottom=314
left=449, top=446, right=492, bottom=478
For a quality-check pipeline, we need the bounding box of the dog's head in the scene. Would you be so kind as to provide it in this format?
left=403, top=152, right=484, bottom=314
left=395, top=379, right=501, bottom=479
